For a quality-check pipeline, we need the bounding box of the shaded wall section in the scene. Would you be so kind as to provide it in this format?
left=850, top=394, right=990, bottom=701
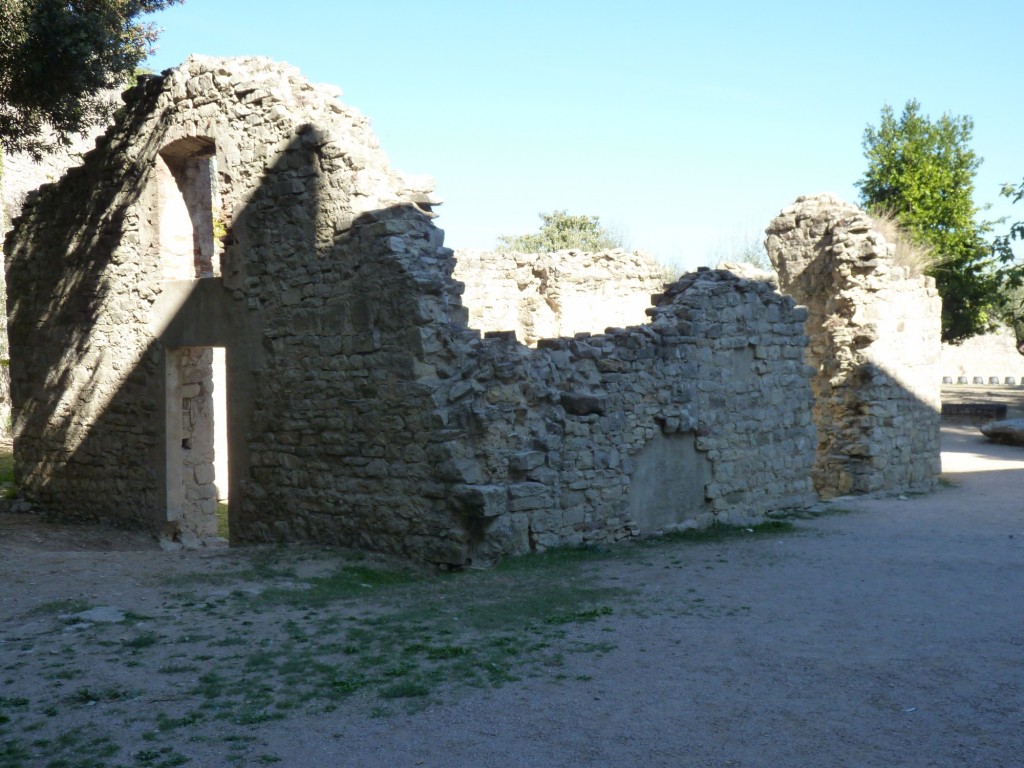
left=766, top=194, right=942, bottom=497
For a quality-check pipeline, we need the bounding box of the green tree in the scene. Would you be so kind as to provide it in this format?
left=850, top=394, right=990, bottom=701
left=856, top=99, right=999, bottom=343
left=993, top=178, right=1024, bottom=272
left=497, top=210, right=623, bottom=253
left=993, top=178, right=1024, bottom=352
left=0, top=0, right=181, bottom=159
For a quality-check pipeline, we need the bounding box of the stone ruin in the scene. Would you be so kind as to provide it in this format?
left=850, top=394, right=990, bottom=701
left=766, top=195, right=942, bottom=497
left=453, top=248, right=668, bottom=346
left=3, top=56, right=941, bottom=565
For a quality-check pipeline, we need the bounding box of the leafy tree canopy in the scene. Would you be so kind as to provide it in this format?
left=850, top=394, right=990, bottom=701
left=497, top=210, right=623, bottom=253
left=993, top=178, right=1024, bottom=277
left=993, top=179, right=1024, bottom=353
left=856, top=99, right=999, bottom=344
left=0, top=0, right=181, bottom=159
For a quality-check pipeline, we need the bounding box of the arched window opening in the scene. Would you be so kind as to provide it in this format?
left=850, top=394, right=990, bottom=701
left=156, top=137, right=223, bottom=280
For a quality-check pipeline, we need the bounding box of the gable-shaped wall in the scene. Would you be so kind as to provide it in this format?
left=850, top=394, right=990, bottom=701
left=5, top=56, right=819, bottom=565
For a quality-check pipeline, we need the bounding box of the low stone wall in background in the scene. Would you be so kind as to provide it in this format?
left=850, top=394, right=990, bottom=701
left=940, top=325, right=1024, bottom=386
left=453, top=248, right=669, bottom=346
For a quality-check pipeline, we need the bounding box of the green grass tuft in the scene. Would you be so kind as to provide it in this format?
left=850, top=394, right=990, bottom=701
left=122, top=632, right=161, bottom=649
left=0, top=448, right=13, bottom=486
left=217, top=501, right=229, bottom=539
left=654, top=520, right=795, bottom=544
left=378, top=680, right=430, bottom=700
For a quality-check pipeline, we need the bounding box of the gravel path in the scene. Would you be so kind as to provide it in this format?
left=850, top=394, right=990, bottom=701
left=1, top=422, right=1022, bottom=767
left=286, top=424, right=1024, bottom=768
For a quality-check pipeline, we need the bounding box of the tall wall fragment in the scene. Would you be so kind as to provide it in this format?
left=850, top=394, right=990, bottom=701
left=5, top=56, right=818, bottom=565
left=766, top=194, right=942, bottom=497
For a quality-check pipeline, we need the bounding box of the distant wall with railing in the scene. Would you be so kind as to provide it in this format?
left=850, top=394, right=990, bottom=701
left=941, top=325, right=1024, bottom=386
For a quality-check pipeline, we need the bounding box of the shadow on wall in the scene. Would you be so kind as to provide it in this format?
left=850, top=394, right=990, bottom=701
left=7, top=110, right=461, bottom=553
left=5, top=91, right=178, bottom=513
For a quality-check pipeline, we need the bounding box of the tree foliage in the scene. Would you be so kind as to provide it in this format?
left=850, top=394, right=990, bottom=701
left=497, top=210, right=623, bottom=253
left=0, top=0, right=181, bottom=158
left=993, top=178, right=1024, bottom=275
left=856, top=99, right=999, bottom=344
left=993, top=178, right=1024, bottom=352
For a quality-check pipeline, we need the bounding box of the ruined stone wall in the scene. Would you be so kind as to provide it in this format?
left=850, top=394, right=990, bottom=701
left=432, top=267, right=817, bottom=562
left=234, top=198, right=817, bottom=563
left=5, top=56, right=439, bottom=543
left=453, top=248, right=669, bottom=345
left=6, top=56, right=818, bottom=565
left=766, top=194, right=942, bottom=497
left=0, top=101, right=115, bottom=441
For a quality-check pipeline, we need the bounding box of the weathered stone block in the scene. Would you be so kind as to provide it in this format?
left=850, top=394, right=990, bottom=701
left=509, top=451, right=546, bottom=472
left=449, top=484, right=508, bottom=518
left=560, top=391, right=606, bottom=415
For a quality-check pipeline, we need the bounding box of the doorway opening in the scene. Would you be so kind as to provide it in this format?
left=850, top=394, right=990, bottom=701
left=166, top=345, right=229, bottom=541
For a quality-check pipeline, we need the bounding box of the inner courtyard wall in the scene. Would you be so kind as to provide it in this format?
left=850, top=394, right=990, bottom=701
left=453, top=248, right=669, bottom=346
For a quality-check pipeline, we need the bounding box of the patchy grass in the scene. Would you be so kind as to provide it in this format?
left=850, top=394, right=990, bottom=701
left=68, top=686, right=129, bottom=705
left=258, top=563, right=418, bottom=609
left=217, top=501, right=230, bottom=539
left=494, top=544, right=613, bottom=572
left=653, top=520, right=796, bottom=544
left=0, top=520, right=803, bottom=765
left=0, top=446, right=16, bottom=498
left=122, top=632, right=161, bottom=650
left=24, top=599, right=93, bottom=618
left=0, top=725, right=122, bottom=768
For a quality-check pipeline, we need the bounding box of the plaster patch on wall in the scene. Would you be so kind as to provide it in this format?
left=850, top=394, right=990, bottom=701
left=627, top=431, right=712, bottom=532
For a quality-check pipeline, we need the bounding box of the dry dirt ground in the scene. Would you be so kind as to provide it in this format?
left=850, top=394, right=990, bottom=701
left=1, top=393, right=1023, bottom=767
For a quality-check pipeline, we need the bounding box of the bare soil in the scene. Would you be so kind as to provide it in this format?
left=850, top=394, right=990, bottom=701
left=1, top=400, right=1023, bottom=767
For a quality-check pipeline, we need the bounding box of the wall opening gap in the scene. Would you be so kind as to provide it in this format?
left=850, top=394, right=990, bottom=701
left=156, top=137, right=222, bottom=280
left=166, top=345, right=229, bottom=542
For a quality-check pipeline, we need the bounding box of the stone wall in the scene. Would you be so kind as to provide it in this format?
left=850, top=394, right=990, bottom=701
left=941, top=325, right=1024, bottom=385
left=5, top=56, right=818, bottom=565
left=766, top=194, right=942, bottom=497
left=453, top=248, right=669, bottom=345
left=432, top=265, right=817, bottom=561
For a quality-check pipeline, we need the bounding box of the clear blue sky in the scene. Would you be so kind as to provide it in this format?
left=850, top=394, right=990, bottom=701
left=145, top=0, right=1023, bottom=270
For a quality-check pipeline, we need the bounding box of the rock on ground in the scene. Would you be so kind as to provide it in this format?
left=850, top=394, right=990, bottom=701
left=980, top=417, right=1024, bottom=445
